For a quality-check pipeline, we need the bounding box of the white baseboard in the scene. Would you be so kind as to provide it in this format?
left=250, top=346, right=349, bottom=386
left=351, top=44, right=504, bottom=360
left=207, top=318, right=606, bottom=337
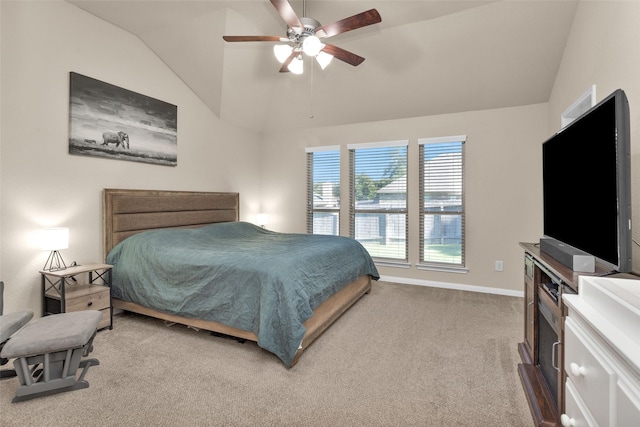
left=378, top=275, right=524, bottom=298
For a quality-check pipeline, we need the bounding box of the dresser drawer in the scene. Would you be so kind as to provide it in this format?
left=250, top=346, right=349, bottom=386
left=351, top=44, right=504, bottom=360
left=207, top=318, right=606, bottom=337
left=564, top=317, right=616, bottom=427
left=563, top=378, right=596, bottom=427
left=65, top=284, right=111, bottom=312
left=616, top=377, right=640, bottom=426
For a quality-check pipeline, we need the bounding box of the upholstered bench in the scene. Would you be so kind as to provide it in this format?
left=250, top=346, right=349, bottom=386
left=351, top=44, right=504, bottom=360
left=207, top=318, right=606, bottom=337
left=0, top=310, right=102, bottom=402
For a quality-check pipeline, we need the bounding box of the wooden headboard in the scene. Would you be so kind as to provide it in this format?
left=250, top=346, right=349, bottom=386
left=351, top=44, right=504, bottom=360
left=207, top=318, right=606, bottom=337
left=103, top=189, right=239, bottom=258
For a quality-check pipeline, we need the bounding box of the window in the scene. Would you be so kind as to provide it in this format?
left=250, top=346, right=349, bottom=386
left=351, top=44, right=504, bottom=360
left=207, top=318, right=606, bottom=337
left=306, top=146, right=340, bottom=235
left=419, top=136, right=465, bottom=268
left=348, top=141, right=408, bottom=261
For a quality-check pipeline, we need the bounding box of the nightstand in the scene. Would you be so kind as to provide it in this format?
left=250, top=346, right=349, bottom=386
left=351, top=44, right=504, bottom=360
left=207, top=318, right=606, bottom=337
left=40, top=263, right=113, bottom=330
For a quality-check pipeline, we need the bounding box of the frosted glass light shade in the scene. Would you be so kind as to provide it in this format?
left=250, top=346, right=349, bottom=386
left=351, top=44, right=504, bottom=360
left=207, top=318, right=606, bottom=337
left=273, top=44, right=293, bottom=63
left=302, top=36, right=323, bottom=56
left=288, top=56, right=304, bottom=74
left=316, top=51, right=333, bottom=70
left=40, top=227, right=69, bottom=250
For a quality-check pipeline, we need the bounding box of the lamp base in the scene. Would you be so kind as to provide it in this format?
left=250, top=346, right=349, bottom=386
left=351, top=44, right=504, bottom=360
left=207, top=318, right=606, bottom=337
left=43, top=250, right=67, bottom=271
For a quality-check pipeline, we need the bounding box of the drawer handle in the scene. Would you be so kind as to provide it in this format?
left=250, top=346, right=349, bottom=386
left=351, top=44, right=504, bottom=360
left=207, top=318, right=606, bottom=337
left=560, top=414, right=576, bottom=427
left=569, top=362, right=586, bottom=377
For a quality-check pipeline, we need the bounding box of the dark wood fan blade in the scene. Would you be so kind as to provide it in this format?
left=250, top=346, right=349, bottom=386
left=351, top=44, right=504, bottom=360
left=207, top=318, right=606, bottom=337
left=270, top=0, right=303, bottom=34
left=315, top=9, right=381, bottom=39
left=279, top=51, right=299, bottom=73
left=321, top=44, right=365, bottom=66
left=223, top=36, right=286, bottom=42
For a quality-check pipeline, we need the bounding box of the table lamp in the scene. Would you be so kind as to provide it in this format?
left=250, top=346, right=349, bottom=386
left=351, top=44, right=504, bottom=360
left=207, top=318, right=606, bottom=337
left=256, top=213, right=269, bottom=229
left=41, top=227, right=69, bottom=271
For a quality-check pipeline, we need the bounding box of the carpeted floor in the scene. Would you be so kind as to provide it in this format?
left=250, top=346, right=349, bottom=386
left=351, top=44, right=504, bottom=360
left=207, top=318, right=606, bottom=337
left=0, top=281, right=533, bottom=426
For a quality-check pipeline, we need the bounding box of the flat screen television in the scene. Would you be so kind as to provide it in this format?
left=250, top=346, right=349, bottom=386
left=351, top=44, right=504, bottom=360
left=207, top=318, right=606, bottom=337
left=542, top=88, right=632, bottom=273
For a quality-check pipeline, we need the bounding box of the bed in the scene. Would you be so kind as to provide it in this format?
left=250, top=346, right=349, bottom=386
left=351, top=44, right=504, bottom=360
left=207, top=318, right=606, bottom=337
left=103, top=189, right=379, bottom=367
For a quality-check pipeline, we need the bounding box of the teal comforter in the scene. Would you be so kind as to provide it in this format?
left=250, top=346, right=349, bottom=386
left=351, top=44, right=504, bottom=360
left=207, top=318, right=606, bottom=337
left=107, top=222, right=379, bottom=366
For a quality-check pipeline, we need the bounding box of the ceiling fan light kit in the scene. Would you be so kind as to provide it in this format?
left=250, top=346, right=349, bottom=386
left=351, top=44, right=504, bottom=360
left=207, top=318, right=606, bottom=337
left=315, top=51, right=333, bottom=70
left=223, top=0, right=381, bottom=74
left=273, top=44, right=293, bottom=63
left=288, top=55, right=304, bottom=74
left=301, top=35, right=323, bottom=56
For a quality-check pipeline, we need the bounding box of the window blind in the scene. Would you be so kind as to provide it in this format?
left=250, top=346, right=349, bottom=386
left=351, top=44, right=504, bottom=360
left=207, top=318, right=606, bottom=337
left=306, top=147, right=340, bottom=235
left=348, top=141, right=408, bottom=261
left=418, top=137, right=465, bottom=266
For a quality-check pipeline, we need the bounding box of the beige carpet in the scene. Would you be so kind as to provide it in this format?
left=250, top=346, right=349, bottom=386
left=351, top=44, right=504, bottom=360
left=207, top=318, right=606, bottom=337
left=1, top=281, right=533, bottom=426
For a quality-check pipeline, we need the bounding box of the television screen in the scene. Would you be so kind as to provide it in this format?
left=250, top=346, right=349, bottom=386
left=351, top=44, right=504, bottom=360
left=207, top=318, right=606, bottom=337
left=542, top=89, right=631, bottom=272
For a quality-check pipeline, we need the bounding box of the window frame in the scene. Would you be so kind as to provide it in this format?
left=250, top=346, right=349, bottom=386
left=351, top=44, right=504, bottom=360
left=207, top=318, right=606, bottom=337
left=306, top=145, right=341, bottom=235
left=347, top=140, right=409, bottom=263
left=418, top=135, right=466, bottom=272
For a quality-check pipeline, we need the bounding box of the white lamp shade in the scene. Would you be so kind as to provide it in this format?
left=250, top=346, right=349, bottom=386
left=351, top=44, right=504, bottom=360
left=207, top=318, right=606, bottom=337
left=288, top=55, right=304, bottom=74
left=302, top=36, right=323, bottom=57
left=316, top=51, right=333, bottom=70
left=273, top=44, right=293, bottom=64
left=40, top=227, right=69, bottom=250
left=256, top=213, right=269, bottom=226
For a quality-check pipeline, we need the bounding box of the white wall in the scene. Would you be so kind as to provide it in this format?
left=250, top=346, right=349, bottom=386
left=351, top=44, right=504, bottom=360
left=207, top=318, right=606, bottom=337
left=261, top=104, right=549, bottom=294
left=0, top=1, right=262, bottom=314
left=548, top=0, right=640, bottom=272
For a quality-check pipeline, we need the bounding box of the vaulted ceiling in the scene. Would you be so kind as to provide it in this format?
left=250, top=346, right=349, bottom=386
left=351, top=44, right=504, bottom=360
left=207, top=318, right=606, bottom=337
left=67, top=1, right=579, bottom=134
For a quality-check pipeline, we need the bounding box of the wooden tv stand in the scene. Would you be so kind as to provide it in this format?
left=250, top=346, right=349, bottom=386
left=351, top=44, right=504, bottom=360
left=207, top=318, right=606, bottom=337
left=517, top=242, right=629, bottom=427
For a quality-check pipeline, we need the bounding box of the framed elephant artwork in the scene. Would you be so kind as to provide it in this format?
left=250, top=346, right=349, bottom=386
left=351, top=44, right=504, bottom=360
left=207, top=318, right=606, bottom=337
left=68, top=72, right=177, bottom=166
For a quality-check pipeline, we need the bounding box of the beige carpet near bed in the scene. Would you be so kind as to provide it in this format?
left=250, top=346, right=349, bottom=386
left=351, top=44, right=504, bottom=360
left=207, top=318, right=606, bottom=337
left=1, top=281, right=533, bottom=426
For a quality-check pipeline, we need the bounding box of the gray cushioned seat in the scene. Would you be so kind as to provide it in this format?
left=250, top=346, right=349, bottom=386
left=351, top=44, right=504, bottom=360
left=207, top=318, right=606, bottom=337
left=0, top=310, right=34, bottom=343
left=1, top=283, right=102, bottom=402
left=1, top=311, right=102, bottom=359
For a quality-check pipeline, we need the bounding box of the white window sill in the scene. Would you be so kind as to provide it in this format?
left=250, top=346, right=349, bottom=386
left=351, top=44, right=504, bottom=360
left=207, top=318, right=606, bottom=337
left=373, top=260, right=411, bottom=269
left=417, top=264, right=468, bottom=274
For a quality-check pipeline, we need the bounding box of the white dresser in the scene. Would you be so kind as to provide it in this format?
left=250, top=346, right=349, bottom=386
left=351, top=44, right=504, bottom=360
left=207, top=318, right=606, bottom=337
left=562, top=276, right=640, bottom=427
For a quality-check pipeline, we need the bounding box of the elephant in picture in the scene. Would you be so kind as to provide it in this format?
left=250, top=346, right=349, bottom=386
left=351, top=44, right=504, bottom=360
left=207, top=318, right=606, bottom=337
left=102, top=131, right=130, bottom=149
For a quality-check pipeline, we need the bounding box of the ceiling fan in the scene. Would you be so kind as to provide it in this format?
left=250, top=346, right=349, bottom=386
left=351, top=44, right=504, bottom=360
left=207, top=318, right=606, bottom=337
left=222, top=0, right=382, bottom=74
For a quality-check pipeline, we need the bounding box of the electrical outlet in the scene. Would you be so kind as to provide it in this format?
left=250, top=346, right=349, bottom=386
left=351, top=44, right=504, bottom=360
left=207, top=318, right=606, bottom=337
left=495, top=260, right=504, bottom=272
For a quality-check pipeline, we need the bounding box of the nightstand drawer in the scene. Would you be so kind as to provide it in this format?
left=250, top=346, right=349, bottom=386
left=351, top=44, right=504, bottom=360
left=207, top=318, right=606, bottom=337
left=65, top=284, right=111, bottom=312
left=95, top=309, right=111, bottom=330
left=41, top=263, right=113, bottom=330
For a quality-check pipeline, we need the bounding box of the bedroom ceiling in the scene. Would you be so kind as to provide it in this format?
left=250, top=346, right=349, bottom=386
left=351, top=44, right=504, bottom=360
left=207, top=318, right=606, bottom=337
left=67, top=0, right=579, bottom=134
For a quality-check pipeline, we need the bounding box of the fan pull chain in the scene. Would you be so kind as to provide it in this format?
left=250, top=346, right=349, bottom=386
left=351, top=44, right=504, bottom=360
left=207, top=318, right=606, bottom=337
left=309, top=58, right=314, bottom=119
